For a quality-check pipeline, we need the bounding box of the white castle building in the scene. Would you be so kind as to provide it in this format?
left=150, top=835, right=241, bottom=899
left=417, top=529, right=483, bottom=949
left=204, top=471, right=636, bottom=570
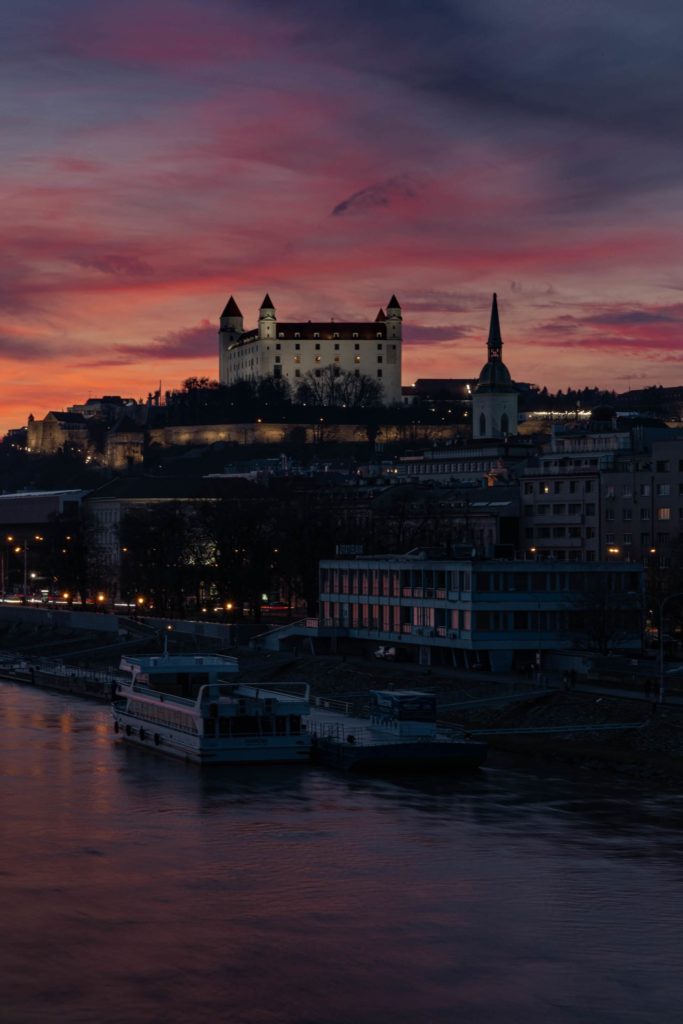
left=218, top=294, right=403, bottom=405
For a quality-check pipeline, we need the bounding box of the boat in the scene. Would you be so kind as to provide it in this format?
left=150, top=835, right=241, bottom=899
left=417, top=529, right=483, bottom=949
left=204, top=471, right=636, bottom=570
left=307, top=689, right=488, bottom=773
left=112, top=651, right=311, bottom=765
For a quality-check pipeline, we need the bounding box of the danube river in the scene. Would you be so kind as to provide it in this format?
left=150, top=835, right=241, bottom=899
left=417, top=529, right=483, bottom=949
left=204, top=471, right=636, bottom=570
left=1, top=682, right=681, bottom=1024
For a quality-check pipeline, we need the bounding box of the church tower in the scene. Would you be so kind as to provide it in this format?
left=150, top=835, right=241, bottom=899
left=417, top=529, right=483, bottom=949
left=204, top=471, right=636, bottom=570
left=472, top=293, right=518, bottom=440
left=218, top=296, right=244, bottom=384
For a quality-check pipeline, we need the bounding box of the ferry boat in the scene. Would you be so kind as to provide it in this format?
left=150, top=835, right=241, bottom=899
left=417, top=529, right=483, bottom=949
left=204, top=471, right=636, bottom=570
left=112, top=652, right=311, bottom=765
left=307, top=689, right=488, bottom=773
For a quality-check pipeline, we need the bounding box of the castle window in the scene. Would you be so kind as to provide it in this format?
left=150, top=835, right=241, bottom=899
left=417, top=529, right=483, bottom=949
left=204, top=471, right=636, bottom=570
left=333, top=332, right=339, bottom=339
left=275, top=356, right=281, bottom=363
left=352, top=333, right=358, bottom=339
left=315, top=343, right=320, bottom=350
left=355, top=369, right=360, bottom=376
left=278, top=333, right=284, bottom=339
left=354, top=343, right=360, bottom=350
left=377, top=369, right=383, bottom=378
left=479, top=413, right=486, bottom=435
left=314, top=333, right=319, bottom=339
left=334, top=356, right=340, bottom=363
left=334, top=343, right=340, bottom=350
left=376, top=333, right=382, bottom=339
left=294, top=356, right=300, bottom=364
left=276, top=343, right=281, bottom=350
left=295, top=369, right=301, bottom=378
left=315, top=368, right=321, bottom=377
left=501, top=413, right=509, bottom=434
left=315, top=355, right=321, bottom=362
left=377, top=356, right=383, bottom=364
left=377, top=343, right=383, bottom=350
left=295, top=343, right=300, bottom=350
left=354, top=356, right=360, bottom=363
left=294, top=333, right=300, bottom=339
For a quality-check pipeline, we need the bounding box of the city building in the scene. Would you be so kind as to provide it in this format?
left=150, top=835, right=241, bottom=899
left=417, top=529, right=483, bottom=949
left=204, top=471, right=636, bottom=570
left=218, top=294, right=402, bottom=404
left=27, top=411, right=90, bottom=455
left=521, top=420, right=683, bottom=564
left=314, top=550, right=642, bottom=670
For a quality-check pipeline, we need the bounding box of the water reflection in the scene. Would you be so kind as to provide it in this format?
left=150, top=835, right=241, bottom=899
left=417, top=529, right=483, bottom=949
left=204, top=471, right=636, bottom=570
left=1, top=681, right=682, bottom=1024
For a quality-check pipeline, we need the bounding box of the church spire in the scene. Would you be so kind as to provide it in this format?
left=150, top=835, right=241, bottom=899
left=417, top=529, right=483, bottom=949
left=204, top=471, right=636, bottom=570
left=487, top=293, right=503, bottom=360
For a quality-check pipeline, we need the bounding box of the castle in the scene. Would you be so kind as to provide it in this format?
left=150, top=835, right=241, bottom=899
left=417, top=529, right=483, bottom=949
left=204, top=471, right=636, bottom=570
left=218, top=294, right=403, bottom=405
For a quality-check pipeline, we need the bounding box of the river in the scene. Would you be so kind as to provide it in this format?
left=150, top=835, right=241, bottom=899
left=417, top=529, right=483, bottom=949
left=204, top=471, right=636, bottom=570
left=1, top=682, right=681, bottom=1024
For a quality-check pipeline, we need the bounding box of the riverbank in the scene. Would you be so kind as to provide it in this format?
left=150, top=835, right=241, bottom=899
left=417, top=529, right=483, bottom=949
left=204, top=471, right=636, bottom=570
left=2, top=639, right=681, bottom=779
left=260, top=652, right=683, bottom=781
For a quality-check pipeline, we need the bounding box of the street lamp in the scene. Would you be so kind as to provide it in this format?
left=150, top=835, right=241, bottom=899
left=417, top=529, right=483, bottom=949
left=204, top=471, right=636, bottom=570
left=658, top=591, right=683, bottom=704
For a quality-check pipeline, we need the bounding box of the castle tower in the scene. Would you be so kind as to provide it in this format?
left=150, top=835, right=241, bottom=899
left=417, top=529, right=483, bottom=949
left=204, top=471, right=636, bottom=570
left=385, top=294, right=402, bottom=341
left=472, top=293, right=518, bottom=440
left=258, top=293, right=276, bottom=341
left=218, top=296, right=244, bottom=384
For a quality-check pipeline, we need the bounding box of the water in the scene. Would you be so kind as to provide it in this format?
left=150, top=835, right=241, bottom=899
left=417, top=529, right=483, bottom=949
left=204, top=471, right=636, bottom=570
left=1, top=682, right=681, bottom=1024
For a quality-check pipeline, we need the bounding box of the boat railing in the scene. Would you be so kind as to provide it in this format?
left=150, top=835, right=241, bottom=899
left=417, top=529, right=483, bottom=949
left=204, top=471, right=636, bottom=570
left=129, top=682, right=197, bottom=707
left=310, top=695, right=355, bottom=715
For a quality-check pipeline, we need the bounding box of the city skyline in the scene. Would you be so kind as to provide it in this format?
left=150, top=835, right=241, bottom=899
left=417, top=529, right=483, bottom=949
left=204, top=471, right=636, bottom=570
left=2, top=1, right=683, bottom=436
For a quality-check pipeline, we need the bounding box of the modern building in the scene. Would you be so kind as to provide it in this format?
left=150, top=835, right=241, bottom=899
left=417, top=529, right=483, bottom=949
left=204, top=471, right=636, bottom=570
left=521, top=421, right=683, bottom=564
left=314, top=549, right=642, bottom=670
left=218, top=294, right=402, bottom=404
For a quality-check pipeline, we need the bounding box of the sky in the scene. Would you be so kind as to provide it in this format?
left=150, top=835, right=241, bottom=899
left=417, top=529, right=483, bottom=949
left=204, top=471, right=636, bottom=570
left=2, top=0, right=683, bottom=434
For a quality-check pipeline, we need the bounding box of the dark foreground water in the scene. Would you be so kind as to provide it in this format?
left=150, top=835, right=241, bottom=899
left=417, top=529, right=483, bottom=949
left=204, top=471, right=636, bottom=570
left=1, top=683, right=681, bottom=1024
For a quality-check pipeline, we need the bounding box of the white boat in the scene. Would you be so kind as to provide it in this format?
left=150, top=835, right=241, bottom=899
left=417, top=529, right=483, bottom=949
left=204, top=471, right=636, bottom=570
left=112, top=651, right=311, bottom=765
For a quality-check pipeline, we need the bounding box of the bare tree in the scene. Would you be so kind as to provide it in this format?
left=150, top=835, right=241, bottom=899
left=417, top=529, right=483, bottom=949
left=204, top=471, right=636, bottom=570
left=295, top=366, right=383, bottom=408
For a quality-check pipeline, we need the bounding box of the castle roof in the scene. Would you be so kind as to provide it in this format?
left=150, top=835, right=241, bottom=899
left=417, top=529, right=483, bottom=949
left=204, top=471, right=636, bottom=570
left=260, top=293, right=274, bottom=310
left=387, top=294, right=401, bottom=310
left=221, top=296, right=242, bottom=318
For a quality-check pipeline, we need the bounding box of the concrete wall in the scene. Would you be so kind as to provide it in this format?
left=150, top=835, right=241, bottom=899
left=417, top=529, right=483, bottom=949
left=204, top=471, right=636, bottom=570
left=149, top=421, right=458, bottom=448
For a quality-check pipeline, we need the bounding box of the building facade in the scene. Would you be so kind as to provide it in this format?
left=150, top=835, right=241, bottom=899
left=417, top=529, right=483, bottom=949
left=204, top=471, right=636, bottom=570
left=317, top=551, right=642, bottom=671
left=218, top=294, right=402, bottom=404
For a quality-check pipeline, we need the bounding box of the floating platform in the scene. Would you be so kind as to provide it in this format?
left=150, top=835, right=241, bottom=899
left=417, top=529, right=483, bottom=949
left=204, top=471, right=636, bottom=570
left=307, top=690, right=487, bottom=774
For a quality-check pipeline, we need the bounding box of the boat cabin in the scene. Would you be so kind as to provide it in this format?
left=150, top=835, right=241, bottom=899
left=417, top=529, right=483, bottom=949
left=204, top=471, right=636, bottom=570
left=369, top=690, right=437, bottom=738
left=119, top=653, right=239, bottom=699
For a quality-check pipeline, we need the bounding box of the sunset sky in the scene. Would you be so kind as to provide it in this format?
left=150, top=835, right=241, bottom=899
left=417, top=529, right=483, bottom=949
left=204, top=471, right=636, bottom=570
left=2, top=0, right=683, bottom=435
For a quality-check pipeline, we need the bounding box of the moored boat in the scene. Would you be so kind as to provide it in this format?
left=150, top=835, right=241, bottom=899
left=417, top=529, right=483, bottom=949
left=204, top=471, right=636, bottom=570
left=307, top=689, right=488, bottom=773
left=112, top=651, right=311, bottom=764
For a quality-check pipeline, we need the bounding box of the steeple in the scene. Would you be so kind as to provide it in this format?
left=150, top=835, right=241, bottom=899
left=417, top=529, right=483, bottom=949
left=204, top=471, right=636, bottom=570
left=375, top=307, right=386, bottom=322
left=487, top=293, right=502, bottom=361
left=221, top=296, right=242, bottom=318
left=260, top=293, right=274, bottom=310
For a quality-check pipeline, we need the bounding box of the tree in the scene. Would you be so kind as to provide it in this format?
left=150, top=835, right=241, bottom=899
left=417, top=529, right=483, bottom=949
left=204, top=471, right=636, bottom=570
left=295, top=366, right=383, bottom=408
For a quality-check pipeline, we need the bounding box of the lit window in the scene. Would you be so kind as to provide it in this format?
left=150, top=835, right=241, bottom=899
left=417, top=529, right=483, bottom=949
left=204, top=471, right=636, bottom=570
left=657, top=508, right=671, bottom=520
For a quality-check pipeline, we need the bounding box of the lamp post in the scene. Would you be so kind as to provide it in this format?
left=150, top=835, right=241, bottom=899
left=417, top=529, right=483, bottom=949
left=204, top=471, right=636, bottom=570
left=658, top=591, right=683, bottom=704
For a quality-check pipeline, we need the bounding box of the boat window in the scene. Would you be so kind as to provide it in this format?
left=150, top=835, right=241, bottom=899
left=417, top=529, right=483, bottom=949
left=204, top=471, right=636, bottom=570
left=204, top=719, right=216, bottom=737
left=289, top=716, right=301, bottom=735
left=218, top=717, right=231, bottom=737
left=232, top=716, right=260, bottom=736
left=275, top=716, right=287, bottom=735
